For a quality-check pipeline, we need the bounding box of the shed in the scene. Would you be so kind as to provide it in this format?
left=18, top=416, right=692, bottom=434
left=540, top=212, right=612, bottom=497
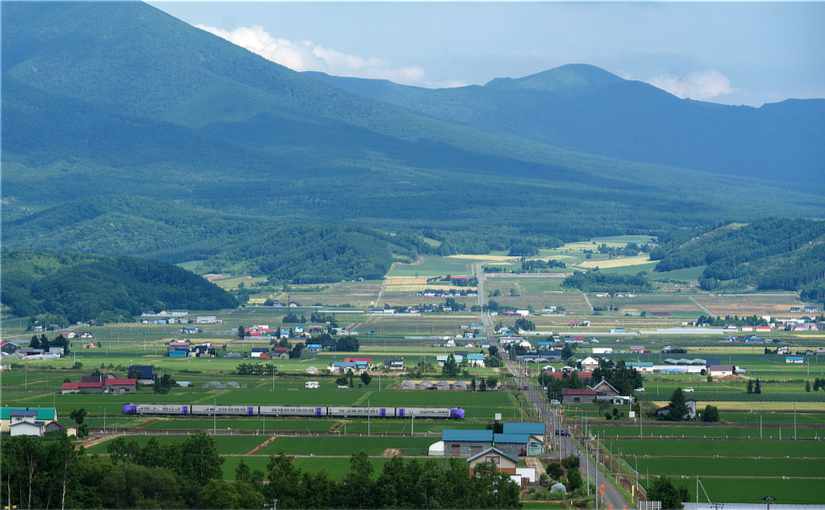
left=428, top=441, right=445, bottom=457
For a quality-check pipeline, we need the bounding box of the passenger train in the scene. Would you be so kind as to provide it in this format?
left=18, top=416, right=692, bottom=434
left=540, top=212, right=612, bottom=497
left=122, top=404, right=465, bottom=419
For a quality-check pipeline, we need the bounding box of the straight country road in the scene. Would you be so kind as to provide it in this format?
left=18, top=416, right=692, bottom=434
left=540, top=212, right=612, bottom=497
left=474, top=264, right=630, bottom=510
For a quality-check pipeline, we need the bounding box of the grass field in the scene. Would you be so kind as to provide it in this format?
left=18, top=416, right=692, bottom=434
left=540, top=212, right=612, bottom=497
left=578, top=255, right=651, bottom=269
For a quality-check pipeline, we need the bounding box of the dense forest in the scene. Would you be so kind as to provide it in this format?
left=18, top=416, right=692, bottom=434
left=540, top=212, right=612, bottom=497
left=651, top=219, right=825, bottom=300
left=0, top=251, right=236, bottom=325
left=0, top=434, right=520, bottom=509
left=562, top=270, right=653, bottom=293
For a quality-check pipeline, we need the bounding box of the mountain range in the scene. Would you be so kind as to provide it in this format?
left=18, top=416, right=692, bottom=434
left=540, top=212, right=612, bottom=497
left=2, top=1, right=824, bottom=282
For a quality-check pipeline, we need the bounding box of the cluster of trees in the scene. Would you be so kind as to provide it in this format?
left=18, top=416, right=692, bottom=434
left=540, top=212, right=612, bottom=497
left=444, top=297, right=466, bottom=311
left=591, top=360, right=644, bottom=395
left=806, top=378, right=825, bottom=392
left=562, top=270, right=652, bottom=293
left=442, top=354, right=460, bottom=377
left=153, top=373, right=176, bottom=394
left=1, top=251, right=237, bottom=324
left=695, top=314, right=768, bottom=327
left=1, top=434, right=225, bottom=509
left=746, top=379, right=763, bottom=394
left=29, top=333, right=70, bottom=353
left=541, top=371, right=587, bottom=401
left=521, top=259, right=566, bottom=272
left=236, top=363, right=278, bottom=376
left=469, top=377, right=498, bottom=391
left=260, top=452, right=520, bottom=509
left=514, top=318, right=535, bottom=331
left=283, top=313, right=306, bottom=323
left=646, top=476, right=688, bottom=509
left=594, top=242, right=649, bottom=258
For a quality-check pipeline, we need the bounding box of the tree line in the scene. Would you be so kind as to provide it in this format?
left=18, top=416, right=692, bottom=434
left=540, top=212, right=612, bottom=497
left=0, top=433, right=520, bottom=509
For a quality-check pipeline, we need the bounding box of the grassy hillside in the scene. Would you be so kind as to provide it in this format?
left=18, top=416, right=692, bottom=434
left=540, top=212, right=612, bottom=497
left=651, top=219, right=825, bottom=301
left=0, top=251, right=237, bottom=324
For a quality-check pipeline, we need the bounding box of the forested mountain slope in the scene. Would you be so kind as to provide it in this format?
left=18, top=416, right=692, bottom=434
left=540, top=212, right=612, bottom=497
left=0, top=251, right=237, bottom=324
left=2, top=1, right=824, bottom=286
left=651, top=219, right=825, bottom=301
left=308, top=65, right=825, bottom=188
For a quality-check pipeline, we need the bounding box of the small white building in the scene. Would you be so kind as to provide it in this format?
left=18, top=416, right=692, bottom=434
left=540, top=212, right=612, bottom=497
left=10, top=417, right=43, bottom=437
left=580, top=356, right=600, bottom=371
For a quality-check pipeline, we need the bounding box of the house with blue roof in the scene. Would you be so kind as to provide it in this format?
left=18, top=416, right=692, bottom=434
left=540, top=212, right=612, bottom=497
left=329, top=361, right=368, bottom=374
left=466, top=353, right=486, bottom=367
left=1, top=407, right=58, bottom=433
left=441, top=426, right=544, bottom=457
left=502, top=422, right=545, bottom=436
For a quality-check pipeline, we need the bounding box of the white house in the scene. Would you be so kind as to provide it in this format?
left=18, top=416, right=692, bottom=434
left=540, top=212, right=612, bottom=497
left=580, top=356, right=600, bottom=371
left=709, top=365, right=736, bottom=378
left=592, top=347, right=613, bottom=354
left=10, top=417, right=43, bottom=437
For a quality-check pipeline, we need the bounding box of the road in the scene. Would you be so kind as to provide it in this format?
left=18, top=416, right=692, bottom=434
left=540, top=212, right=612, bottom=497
left=474, top=264, right=629, bottom=510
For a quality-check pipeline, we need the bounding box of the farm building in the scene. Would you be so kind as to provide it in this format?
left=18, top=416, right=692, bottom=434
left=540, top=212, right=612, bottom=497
left=436, top=354, right=464, bottom=366
left=195, top=316, right=221, bottom=324
left=708, top=365, right=737, bottom=378
left=467, top=448, right=518, bottom=475
left=562, top=388, right=598, bottom=404
left=61, top=375, right=136, bottom=394
left=10, top=415, right=46, bottom=437
left=329, top=361, right=367, bottom=375
left=251, top=347, right=269, bottom=359
left=1, top=407, right=57, bottom=433
left=443, top=422, right=545, bottom=458
left=384, top=359, right=405, bottom=371
left=128, top=365, right=155, bottom=385
left=442, top=429, right=494, bottom=457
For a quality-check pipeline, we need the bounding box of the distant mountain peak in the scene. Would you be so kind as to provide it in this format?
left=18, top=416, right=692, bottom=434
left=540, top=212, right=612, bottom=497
left=485, top=63, right=623, bottom=92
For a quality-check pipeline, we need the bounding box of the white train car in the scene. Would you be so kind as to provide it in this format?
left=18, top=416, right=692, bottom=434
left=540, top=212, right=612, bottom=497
left=129, top=404, right=190, bottom=415
left=396, top=407, right=452, bottom=418
left=190, top=405, right=255, bottom=416
left=259, top=406, right=326, bottom=417
left=327, top=406, right=396, bottom=418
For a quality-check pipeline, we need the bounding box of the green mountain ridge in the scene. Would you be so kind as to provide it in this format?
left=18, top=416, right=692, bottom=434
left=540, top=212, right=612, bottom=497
left=2, top=1, right=824, bottom=289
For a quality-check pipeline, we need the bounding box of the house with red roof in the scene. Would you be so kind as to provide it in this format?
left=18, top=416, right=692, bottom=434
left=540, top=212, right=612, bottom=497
left=61, top=375, right=136, bottom=394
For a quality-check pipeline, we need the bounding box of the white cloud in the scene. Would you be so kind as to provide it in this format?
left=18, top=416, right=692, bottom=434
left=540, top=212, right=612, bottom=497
left=197, top=24, right=440, bottom=87
left=648, top=70, right=733, bottom=100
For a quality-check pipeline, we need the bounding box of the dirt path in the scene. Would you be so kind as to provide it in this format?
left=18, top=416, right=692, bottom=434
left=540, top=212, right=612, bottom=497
left=689, top=295, right=712, bottom=315
left=246, top=435, right=276, bottom=455
left=81, top=433, right=121, bottom=450
left=579, top=290, right=594, bottom=313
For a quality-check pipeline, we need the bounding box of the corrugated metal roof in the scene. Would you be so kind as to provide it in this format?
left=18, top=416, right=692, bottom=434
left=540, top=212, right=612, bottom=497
left=1, top=407, right=56, bottom=421
left=442, top=429, right=493, bottom=442
left=502, top=422, right=545, bottom=436
left=493, top=433, right=530, bottom=444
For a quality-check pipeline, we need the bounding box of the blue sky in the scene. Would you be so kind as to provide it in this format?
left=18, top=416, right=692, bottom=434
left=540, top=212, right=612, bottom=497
left=152, top=2, right=825, bottom=105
